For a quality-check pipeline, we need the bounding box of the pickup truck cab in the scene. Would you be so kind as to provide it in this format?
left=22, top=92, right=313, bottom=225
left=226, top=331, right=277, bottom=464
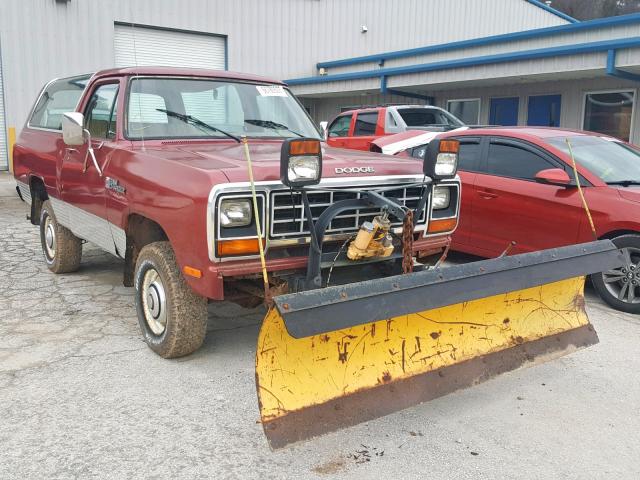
left=326, top=105, right=464, bottom=152
left=14, top=67, right=460, bottom=358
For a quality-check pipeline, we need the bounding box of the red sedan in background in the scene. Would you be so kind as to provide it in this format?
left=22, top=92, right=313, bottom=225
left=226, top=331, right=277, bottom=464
left=378, top=127, right=640, bottom=313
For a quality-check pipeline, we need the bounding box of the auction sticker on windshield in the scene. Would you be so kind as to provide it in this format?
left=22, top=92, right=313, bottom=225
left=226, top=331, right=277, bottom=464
left=256, top=85, right=287, bottom=97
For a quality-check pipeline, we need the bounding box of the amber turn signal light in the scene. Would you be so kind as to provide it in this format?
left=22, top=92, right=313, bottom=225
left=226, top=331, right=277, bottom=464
left=182, top=266, right=203, bottom=278
left=439, top=139, right=460, bottom=153
left=217, top=238, right=266, bottom=256
left=289, top=139, right=321, bottom=155
left=428, top=218, right=458, bottom=234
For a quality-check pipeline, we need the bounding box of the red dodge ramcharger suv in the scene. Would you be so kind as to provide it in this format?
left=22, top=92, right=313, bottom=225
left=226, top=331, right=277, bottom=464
left=13, top=67, right=460, bottom=358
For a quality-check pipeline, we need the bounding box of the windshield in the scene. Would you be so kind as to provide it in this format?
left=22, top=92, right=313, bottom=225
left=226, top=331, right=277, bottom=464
left=546, top=135, right=640, bottom=183
left=398, top=108, right=464, bottom=128
left=126, top=77, right=320, bottom=140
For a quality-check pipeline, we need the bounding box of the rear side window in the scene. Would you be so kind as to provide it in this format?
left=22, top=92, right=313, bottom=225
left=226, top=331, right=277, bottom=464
left=486, top=142, right=553, bottom=180
left=457, top=139, right=482, bottom=172
left=327, top=115, right=351, bottom=137
left=398, top=108, right=463, bottom=127
left=354, top=112, right=378, bottom=136
left=29, top=75, right=91, bottom=130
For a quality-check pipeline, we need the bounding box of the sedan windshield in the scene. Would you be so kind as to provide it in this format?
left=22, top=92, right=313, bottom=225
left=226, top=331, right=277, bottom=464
left=398, top=108, right=464, bottom=128
left=126, top=78, right=320, bottom=140
left=546, top=135, right=640, bottom=184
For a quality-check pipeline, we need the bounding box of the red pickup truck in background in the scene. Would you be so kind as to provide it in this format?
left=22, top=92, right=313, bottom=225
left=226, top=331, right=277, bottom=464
left=13, top=67, right=460, bottom=358
left=325, top=105, right=464, bottom=152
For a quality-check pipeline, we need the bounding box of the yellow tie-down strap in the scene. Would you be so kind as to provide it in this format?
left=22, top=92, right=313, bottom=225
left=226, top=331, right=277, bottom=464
left=256, top=276, right=597, bottom=448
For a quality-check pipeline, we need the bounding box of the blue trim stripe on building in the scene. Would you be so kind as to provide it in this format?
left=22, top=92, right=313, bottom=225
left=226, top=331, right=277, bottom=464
left=314, top=13, right=640, bottom=70
left=287, top=36, right=640, bottom=86
left=524, top=0, right=578, bottom=24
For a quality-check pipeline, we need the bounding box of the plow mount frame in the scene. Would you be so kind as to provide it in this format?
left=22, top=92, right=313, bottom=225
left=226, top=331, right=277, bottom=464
left=294, top=181, right=431, bottom=291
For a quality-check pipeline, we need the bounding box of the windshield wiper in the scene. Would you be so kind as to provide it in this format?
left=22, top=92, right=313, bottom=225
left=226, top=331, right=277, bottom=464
left=156, top=108, right=240, bottom=143
left=244, top=119, right=303, bottom=137
left=606, top=180, right=640, bottom=186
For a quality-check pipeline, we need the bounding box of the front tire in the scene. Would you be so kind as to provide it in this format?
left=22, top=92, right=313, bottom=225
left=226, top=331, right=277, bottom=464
left=39, top=200, right=82, bottom=273
left=592, top=234, right=640, bottom=314
left=134, top=241, right=208, bottom=358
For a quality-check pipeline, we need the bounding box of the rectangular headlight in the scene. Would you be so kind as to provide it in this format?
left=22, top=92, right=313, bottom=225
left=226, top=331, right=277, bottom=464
left=435, top=153, right=458, bottom=177
left=287, top=155, right=320, bottom=184
left=220, top=198, right=252, bottom=227
left=432, top=186, right=451, bottom=210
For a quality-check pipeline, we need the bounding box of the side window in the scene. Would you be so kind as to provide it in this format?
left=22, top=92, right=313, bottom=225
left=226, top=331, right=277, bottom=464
left=457, top=139, right=482, bottom=172
left=84, top=84, right=119, bottom=140
left=487, top=142, right=553, bottom=180
left=354, top=112, right=378, bottom=136
left=29, top=75, right=91, bottom=130
left=328, top=115, right=351, bottom=137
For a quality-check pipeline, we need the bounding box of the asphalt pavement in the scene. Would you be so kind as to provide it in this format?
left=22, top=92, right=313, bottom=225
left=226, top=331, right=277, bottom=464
left=1, top=172, right=639, bottom=479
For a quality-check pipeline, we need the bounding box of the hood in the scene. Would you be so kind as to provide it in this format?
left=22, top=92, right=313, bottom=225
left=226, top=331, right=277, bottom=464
left=617, top=187, right=640, bottom=204
left=135, top=140, right=423, bottom=182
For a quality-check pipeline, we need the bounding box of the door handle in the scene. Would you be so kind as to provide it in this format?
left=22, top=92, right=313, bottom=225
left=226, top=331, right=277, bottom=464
left=478, top=190, right=498, bottom=199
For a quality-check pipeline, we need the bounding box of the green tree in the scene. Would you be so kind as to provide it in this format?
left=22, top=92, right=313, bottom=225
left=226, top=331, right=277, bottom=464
left=548, top=0, right=640, bottom=20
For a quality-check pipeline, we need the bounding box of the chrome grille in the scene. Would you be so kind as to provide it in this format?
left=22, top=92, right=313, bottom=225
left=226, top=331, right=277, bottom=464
left=270, top=185, right=428, bottom=239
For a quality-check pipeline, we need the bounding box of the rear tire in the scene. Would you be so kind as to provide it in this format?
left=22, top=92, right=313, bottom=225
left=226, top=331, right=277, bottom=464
left=39, top=200, right=82, bottom=273
left=134, top=241, right=208, bottom=358
left=592, top=234, right=640, bottom=314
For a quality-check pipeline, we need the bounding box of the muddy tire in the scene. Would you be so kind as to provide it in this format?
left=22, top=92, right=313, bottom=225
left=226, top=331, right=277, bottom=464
left=39, top=200, right=82, bottom=273
left=134, top=241, right=208, bottom=358
left=592, top=234, right=640, bottom=314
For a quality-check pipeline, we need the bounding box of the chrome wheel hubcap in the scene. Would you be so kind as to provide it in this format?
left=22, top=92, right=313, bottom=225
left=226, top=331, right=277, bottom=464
left=44, top=216, right=56, bottom=259
left=141, top=269, right=167, bottom=335
left=602, top=247, right=640, bottom=304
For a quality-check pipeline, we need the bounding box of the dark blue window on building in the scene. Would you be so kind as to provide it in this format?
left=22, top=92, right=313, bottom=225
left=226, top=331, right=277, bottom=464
left=489, top=97, right=519, bottom=126
left=527, top=94, right=561, bottom=127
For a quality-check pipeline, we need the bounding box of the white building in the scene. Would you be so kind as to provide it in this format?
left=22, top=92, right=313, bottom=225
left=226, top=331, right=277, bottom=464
left=1, top=0, right=639, bottom=171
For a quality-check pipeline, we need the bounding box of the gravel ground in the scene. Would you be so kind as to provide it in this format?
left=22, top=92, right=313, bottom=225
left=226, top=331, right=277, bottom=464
left=1, top=172, right=639, bottom=479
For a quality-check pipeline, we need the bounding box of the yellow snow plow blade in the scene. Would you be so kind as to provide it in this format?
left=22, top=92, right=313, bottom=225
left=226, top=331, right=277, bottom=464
left=256, top=241, right=623, bottom=448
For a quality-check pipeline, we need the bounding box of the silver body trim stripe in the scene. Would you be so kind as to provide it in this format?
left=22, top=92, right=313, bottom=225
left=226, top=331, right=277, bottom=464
left=48, top=197, right=125, bottom=258
left=110, top=224, right=127, bottom=257
left=16, top=181, right=32, bottom=205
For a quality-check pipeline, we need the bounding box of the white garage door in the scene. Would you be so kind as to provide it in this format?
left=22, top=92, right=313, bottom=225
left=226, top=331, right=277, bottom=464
left=0, top=46, right=7, bottom=171
left=114, top=24, right=226, bottom=70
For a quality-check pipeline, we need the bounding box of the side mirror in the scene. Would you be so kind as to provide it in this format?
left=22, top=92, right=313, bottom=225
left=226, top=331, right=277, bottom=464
left=535, top=168, right=571, bottom=187
left=62, top=112, right=86, bottom=146
left=280, top=138, right=322, bottom=188
left=423, top=138, right=459, bottom=180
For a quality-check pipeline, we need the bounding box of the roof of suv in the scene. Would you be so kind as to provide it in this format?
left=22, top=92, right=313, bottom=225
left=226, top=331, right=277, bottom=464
left=91, top=66, right=284, bottom=85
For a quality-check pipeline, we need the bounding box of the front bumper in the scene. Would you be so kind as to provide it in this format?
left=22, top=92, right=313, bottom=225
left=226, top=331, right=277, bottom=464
left=202, top=235, right=451, bottom=300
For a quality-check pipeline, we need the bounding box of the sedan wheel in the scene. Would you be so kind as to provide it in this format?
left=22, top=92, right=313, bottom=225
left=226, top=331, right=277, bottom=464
left=602, top=247, right=640, bottom=304
left=593, top=235, right=640, bottom=314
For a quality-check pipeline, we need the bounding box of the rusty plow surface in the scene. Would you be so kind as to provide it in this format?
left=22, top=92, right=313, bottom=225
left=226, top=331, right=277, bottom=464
left=255, top=241, right=624, bottom=448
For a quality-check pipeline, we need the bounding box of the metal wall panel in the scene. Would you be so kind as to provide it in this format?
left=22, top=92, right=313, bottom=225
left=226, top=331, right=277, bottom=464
left=113, top=24, right=225, bottom=69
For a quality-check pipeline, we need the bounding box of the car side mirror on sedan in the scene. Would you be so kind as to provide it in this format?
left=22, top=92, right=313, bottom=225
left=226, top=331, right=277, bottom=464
left=535, top=168, right=572, bottom=187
